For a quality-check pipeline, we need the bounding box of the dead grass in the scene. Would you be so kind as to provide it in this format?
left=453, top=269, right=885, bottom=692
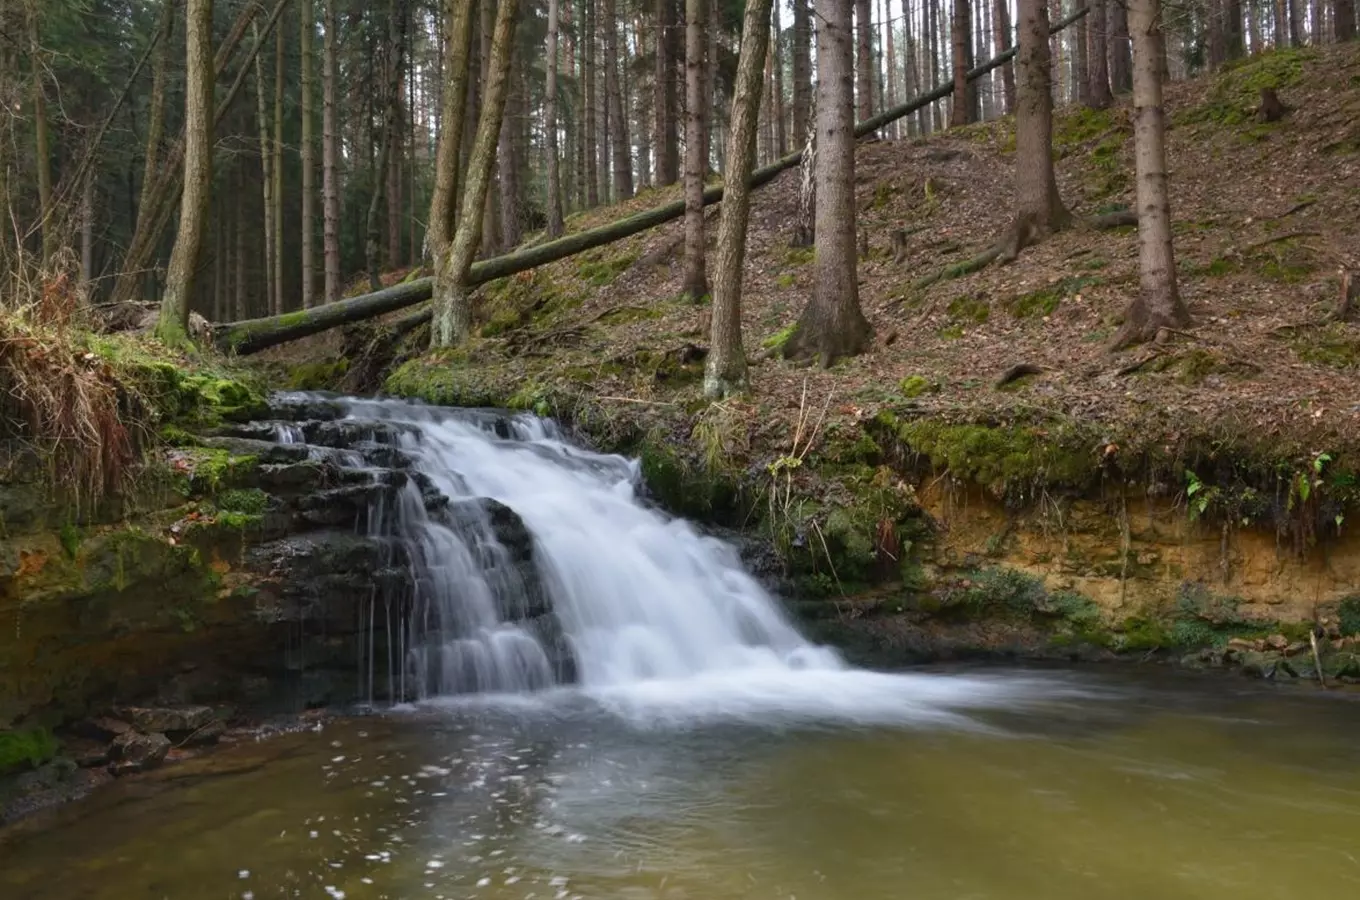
left=0, top=252, right=153, bottom=513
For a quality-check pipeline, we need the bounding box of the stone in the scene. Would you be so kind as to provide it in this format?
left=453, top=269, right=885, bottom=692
left=1265, top=634, right=1289, bottom=651
left=178, top=719, right=226, bottom=747
left=116, top=705, right=214, bottom=735
left=74, top=716, right=134, bottom=741
left=108, top=731, right=170, bottom=775
left=64, top=737, right=113, bottom=768
left=1284, top=641, right=1310, bottom=657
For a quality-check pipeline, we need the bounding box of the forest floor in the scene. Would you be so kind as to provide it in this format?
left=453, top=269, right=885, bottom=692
left=264, top=42, right=1360, bottom=500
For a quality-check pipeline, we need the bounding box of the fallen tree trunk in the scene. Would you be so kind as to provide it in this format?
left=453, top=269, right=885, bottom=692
left=214, top=7, right=1088, bottom=355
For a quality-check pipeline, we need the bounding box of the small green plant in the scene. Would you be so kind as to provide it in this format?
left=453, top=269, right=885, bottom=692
left=761, top=322, right=798, bottom=350
left=899, top=375, right=931, bottom=398
left=1185, top=469, right=1221, bottom=521
left=0, top=728, right=59, bottom=775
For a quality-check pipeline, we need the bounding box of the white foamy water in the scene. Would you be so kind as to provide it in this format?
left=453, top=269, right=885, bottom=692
left=305, top=396, right=1080, bottom=726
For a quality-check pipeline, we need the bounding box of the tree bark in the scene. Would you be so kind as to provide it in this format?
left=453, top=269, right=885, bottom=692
left=431, top=0, right=520, bottom=348
left=1087, top=0, right=1113, bottom=107
left=300, top=0, right=316, bottom=307
left=1072, top=1, right=1089, bottom=103
left=272, top=23, right=285, bottom=312
left=138, top=0, right=177, bottom=242
left=704, top=0, right=773, bottom=398
left=215, top=8, right=1093, bottom=353
left=157, top=0, right=213, bottom=345
left=584, top=0, right=599, bottom=206
left=992, top=0, right=1015, bottom=113
left=655, top=0, right=680, bottom=185
left=28, top=6, right=54, bottom=266
left=1013, top=0, right=1069, bottom=243
left=1113, top=0, right=1186, bottom=348
left=1109, top=0, right=1132, bottom=91
left=432, top=0, right=481, bottom=261
left=498, top=63, right=523, bottom=248
left=885, top=0, right=899, bottom=137
left=253, top=22, right=277, bottom=314
left=546, top=0, right=565, bottom=236
left=792, top=0, right=812, bottom=149
left=855, top=0, right=875, bottom=125
left=367, top=0, right=409, bottom=290
left=682, top=0, right=710, bottom=302
left=785, top=0, right=872, bottom=366
left=602, top=0, right=634, bottom=200
left=950, top=0, right=975, bottom=124
left=1336, top=0, right=1356, bottom=40
left=323, top=0, right=341, bottom=304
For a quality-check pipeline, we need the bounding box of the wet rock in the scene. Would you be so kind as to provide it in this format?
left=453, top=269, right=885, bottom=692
left=267, top=393, right=348, bottom=422
left=178, top=719, right=226, bottom=746
left=1265, top=634, right=1289, bottom=651
left=1284, top=641, right=1310, bottom=657
left=1239, top=652, right=1276, bottom=679
left=108, top=731, right=171, bottom=775
left=63, top=737, right=113, bottom=768
left=73, top=716, right=134, bottom=741
left=116, top=705, right=214, bottom=736
left=200, top=435, right=314, bottom=464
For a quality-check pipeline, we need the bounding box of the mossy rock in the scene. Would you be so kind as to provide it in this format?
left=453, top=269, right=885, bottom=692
left=0, top=728, right=59, bottom=775
left=637, top=440, right=747, bottom=525
left=383, top=352, right=508, bottom=408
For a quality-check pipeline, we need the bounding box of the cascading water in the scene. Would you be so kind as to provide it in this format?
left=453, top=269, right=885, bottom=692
left=262, top=393, right=1084, bottom=727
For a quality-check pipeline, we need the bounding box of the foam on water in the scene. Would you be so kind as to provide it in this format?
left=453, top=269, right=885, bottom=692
left=319, top=396, right=1078, bottom=727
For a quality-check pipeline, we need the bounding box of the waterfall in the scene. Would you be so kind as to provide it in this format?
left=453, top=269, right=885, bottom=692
left=326, top=397, right=843, bottom=697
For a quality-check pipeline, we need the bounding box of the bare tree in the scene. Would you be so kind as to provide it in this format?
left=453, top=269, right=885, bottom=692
left=1010, top=0, right=1070, bottom=250
left=992, top=0, right=1015, bottom=113
left=431, top=0, right=520, bottom=348
left=157, top=0, right=213, bottom=344
left=603, top=0, right=633, bottom=200
left=855, top=0, right=874, bottom=124
left=1336, top=0, right=1356, bottom=40
left=545, top=0, right=565, bottom=236
left=782, top=0, right=872, bottom=366
left=367, top=0, right=409, bottom=290
left=704, top=0, right=773, bottom=398
left=654, top=0, right=679, bottom=184
left=428, top=0, right=475, bottom=259
left=1112, top=0, right=1187, bottom=349
left=791, top=0, right=812, bottom=145
left=1109, top=0, right=1132, bottom=92
left=681, top=0, right=710, bottom=302
left=252, top=21, right=276, bottom=312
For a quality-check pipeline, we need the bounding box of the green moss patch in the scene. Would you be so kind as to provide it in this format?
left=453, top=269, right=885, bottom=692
left=1289, top=323, right=1360, bottom=370
left=0, top=728, right=59, bottom=775
left=1177, top=46, right=1313, bottom=128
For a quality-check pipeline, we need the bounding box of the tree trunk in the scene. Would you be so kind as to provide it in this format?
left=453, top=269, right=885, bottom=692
left=253, top=22, right=277, bottom=314
left=300, top=0, right=316, bottom=307
left=498, top=64, right=523, bottom=248
left=926, top=0, right=940, bottom=131
left=885, top=0, right=899, bottom=137
left=905, top=0, right=921, bottom=131
left=28, top=7, right=54, bottom=266
left=1208, top=0, right=1227, bottom=69
left=429, top=0, right=474, bottom=259
left=1113, top=0, right=1187, bottom=348
left=431, top=0, right=520, bottom=348
left=792, top=0, right=812, bottom=149
left=1013, top=0, right=1069, bottom=240
left=785, top=0, right=872, bottom=366
left=655, top=0, right=680, bottom=185
left=272, top=23, right=285, bottom=312
left=950, top=0, right=975, bottom=124
left=323, top=0, right=341, bottom=304
left=1288, top=0, right=1302, bottom=45
left=138, top=0, right=177, bottom=240
left=1073, top=1, right=1089, bottom=103
left=601, top=0, right=633, bottom=200
left=1109, top=0, right=1132, bottom=91
left=1226, top=0, right=1244, bottom=58
left=545, top=0, right=565, bottom=236
left=80, top=171, right=95, bottom=295
left=367, top=0, right=408, bottom=290
left=1336, top=0, right=1356, bottom=40
left=157, top=0, right=213, bottom=344
left=855, top=0, right=875, bottom=125
left=705, top=0, right=773, bottom=398
left=991, top=0, right=1015, bottom=113
left=584, top=0, right=599, bottom=206
left=634, top=12, right=653, bottom=187
left=215, top=9, right=1093, bottom=353
left=481, top=0, right=502, bottom=253
left=1088, top=0, right=1113, bottom=107
left=773, top=2, right=788, bottom=154
left=682, top=0, right=710, bottom=302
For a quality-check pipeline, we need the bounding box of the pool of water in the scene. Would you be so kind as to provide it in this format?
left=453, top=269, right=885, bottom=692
left=4, top=666, right=1360, bottom=900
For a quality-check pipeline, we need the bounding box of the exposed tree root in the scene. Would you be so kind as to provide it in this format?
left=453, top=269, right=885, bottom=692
left=994, top=363, right=1045, bottom=387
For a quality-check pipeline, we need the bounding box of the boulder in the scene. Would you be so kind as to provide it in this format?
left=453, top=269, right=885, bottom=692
left=116, top=705, right=214, bottom=735
left=108, top=731, right=171, bottom=775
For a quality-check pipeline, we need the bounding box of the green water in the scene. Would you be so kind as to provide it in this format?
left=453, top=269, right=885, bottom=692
left=3, top=668, right=1360, bottom=899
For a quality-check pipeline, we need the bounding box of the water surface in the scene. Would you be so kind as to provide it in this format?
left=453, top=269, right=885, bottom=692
left=4, top=667, right=1359, bottom=900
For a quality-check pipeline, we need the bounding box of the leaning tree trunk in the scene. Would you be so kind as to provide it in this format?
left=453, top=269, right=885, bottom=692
left=681, top=0, right=710, bottom=302
left=431, top=0, right=519, bottom=348
left=1113, top=0, right=1187, bottom=349
left=545, top=0, right=565, bottom=236
left=157, top=0, right=214, bottom=345
left=704, top=0, right=773, bottom=398
left=783, top=0, right=872, bottom=366
left=950, top=0, right=975, bottom=125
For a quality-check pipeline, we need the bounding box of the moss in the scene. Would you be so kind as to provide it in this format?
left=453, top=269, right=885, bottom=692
left=1339, top=596, right=1360, bottom=636
left=782, top=246, right=816, bottom=266
left=1177, top=46, right=1313, bottom=128
left=1054, top=106, right=1120, bottom=153
left=576, top=249, right=640, bottom=286
left=946, top=295, right=990, bottom=325
left=775, top=273, right=797, bottom=289
left=0, top=728, right=59, bottom=775
left=761, top=323, right=798, bottom=350
left=383, top=352, right=507, bottom=408
left=1291, top=323, right=1360, bottom=370
left=874, top=414, right=1102, bottom=498
left=58, top=523, right=81, bottom=560
left=286, top=359, right=350, bottom=390
left=898, top=375, right=932, bottom=398
left=870, top=181, right=897, bottom=210
left=216, top=488, right=268, bottom=515
left=177, top=447, right=260, bottom=497
left=1006, top=276, right=1099, bottom=320
left=638, top=440, right=745, bottom=525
